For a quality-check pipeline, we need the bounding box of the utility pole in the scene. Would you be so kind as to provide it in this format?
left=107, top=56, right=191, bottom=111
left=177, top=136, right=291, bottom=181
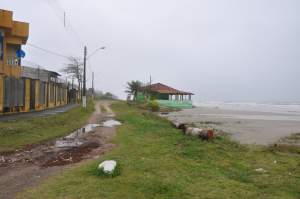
left=64, top=12, right=66, bottom=27
left=83, top=46, right=87, bottom=108
left=81, top=45, right=105, bottom=107
left=92, top=72, right=94, bottom=100
left=147, top=75, right=152, bottom=99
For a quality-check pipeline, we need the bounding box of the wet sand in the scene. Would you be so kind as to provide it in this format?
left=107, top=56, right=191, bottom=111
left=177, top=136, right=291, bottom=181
left=165, top=107, right=300, bottom=145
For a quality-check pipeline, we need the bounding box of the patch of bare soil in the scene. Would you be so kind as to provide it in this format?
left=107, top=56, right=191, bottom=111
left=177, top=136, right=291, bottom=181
left=0, top=101, right=117, bottom=199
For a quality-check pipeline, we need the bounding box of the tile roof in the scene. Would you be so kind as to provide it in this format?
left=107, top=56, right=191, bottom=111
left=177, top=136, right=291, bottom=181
left=142, top=83, right=193, bottom=95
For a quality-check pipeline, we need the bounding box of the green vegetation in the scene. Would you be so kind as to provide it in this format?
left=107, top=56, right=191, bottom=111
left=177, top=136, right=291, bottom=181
left=125, top=80, right=142, bottom=100
left=19, top=102, right=300, bottom=199
left=0, top=102, right=94, bottom=152
left=148, top=100, right=159, bottom=112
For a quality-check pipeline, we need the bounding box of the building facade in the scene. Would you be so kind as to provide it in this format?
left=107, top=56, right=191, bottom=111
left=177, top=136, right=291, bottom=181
left=0, top=9, right=79, bottom=114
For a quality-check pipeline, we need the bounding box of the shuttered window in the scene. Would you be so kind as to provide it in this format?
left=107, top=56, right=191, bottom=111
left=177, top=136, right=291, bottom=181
left=49, top=83, right=53, bottom=102
left=3, top=77, right=25, bottom=108
left=39, top=82, right=46, bottom=105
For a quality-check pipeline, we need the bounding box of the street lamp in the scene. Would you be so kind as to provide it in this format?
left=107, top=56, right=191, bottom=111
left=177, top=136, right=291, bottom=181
left=82, top=46, right=106, bottom=108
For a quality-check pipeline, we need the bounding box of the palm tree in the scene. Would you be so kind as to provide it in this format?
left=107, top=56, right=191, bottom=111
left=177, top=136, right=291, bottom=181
left=125, top=80, right=142, bottom=100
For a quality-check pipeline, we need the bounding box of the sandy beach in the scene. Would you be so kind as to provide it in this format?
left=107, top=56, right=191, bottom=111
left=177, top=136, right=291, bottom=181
left=165, top=106, right=300, bottom=145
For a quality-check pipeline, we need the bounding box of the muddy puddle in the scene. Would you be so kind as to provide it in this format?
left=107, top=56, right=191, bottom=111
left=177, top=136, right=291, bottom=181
left=0, top=118, right=121, bottom=169
left=0, top=123, right=103, bottom=168
left=55, top=124, right=100, bottom=148
left=102, top=120, right=122, bottom=127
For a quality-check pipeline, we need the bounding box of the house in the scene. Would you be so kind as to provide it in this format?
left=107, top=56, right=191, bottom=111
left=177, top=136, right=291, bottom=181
left=0, top=9, right=79, bottom=114
left=0, top=9, right=29, bottom=113
left=141, top=83, right=194, bottom=109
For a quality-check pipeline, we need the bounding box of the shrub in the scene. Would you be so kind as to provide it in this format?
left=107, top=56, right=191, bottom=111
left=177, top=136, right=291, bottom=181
left=148, top=100, right=160, bottom=112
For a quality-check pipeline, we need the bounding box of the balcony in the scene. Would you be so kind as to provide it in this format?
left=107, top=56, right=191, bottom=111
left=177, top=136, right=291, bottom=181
left=7, top=56, right=20, bottom=66
left=11, top=21, right=29, bottom=42
left=0, top=10, right=13, bottom=29
left=0, top=56, right=22, bottom=77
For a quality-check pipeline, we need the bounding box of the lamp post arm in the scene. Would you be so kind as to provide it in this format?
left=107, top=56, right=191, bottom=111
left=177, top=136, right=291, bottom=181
left=87, top=46, right=106, bottom=60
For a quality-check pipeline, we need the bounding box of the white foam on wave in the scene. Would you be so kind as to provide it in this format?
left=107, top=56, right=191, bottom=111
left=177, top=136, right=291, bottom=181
left=194, top=101, right=300, bottom=115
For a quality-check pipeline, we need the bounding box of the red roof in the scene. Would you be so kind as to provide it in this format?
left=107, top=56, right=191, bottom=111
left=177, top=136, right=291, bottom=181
left=142, top=83, right=194, bottom=95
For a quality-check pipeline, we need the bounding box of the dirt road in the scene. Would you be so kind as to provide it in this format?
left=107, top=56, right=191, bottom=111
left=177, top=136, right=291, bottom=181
left=0, top=101, right=117, bottom=199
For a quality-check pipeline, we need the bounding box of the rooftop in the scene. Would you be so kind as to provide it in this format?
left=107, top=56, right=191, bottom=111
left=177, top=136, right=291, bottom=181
left=0, top=9, right=29, bottom=44
left=142, top=83, right=194, bottom=95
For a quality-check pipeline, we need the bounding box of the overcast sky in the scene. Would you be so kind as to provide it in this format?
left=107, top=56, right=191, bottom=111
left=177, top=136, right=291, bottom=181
left=1, top=0, right=300, bottom=102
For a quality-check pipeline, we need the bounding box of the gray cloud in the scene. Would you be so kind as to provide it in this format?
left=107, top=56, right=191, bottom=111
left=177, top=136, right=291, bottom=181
left=1, top=0, right=300, bottom=102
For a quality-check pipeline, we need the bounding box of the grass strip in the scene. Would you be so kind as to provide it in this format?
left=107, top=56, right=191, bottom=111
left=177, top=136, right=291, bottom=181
left=0, top=102, right=94, bottom=152
left=18, top=101, right=300, bottom=199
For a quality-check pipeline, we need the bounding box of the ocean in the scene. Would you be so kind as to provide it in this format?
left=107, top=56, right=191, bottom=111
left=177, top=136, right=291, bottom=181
left=194, top=101, right=300, bottom=115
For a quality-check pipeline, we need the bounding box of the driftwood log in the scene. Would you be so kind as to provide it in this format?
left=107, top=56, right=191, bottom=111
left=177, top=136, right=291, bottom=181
left=171, top=121, right=187, bottom=132
left=185, top=127, right=214, bottom=140
left=171, top=121, right=214, bottom=140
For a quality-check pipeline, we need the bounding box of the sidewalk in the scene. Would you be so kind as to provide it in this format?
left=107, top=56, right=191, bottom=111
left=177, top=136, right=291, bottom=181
left=0, top=103, right=79, bottom=121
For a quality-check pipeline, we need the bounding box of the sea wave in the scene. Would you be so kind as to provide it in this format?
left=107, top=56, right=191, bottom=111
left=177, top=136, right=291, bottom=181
left=194, top=101, right=300, bottom=115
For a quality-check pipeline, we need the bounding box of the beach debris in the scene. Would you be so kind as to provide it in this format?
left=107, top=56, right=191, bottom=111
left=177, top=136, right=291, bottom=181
left=255, top=168, right=267, bottom=173
left=273, top=160, right=277, bottom=164
left=185, top=127, right=193, bottom=135
left=102, top=120, right=122, bottom=127
left=98, top=160, right=117, bottom=174
left=185, top=127, right=214, bottom=140
left=193, top=128, right=203, bottom=136
left=171, top=121, right=187, bottom=132
left=199, top=129, right=214, bottom=140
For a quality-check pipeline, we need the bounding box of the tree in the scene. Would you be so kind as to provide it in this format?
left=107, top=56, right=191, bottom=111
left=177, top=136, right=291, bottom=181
left=61, top=56, right=83, bottom=99
left=125, top=80, right=142, bottom=100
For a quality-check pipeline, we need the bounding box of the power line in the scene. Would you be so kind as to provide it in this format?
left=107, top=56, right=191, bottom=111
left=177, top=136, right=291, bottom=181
left=22, top=60, right=43, bottom=68
left=27, top=43, right=69, bottom=59
left=43, top=0, right=85, bottom=48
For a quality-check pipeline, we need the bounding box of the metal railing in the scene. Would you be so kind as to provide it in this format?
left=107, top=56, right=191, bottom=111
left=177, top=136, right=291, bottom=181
left=7, top=56, right=20, bottom=66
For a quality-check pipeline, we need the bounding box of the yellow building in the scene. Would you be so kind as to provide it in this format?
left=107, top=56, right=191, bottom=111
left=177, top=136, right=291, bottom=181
left=0, top=9, right=78, bottom=114
left=0, top=9, right=29, bottom=113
